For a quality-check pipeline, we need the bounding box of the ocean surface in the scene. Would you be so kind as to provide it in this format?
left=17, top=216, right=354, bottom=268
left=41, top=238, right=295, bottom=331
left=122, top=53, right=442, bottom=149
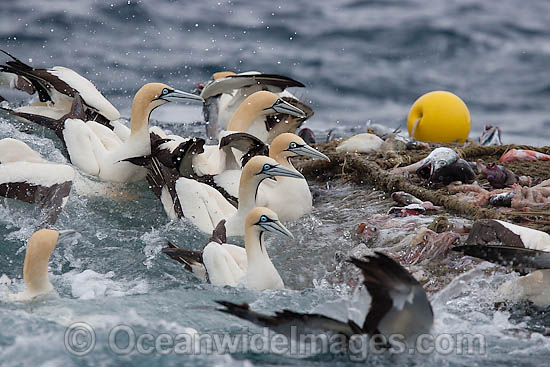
left=1, top=0, right=550, bottom=366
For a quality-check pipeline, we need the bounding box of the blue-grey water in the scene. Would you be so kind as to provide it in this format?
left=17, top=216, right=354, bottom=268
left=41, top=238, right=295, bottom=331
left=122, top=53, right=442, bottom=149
left=1, top=0, right=550, bottom=366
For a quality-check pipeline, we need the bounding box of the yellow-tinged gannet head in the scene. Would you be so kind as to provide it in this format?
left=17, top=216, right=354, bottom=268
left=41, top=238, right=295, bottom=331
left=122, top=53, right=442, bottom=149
left=241, top=155, right=305, bottom=181
left=269, top=133, right=330, bottom=162
left=245, top=207, right=294, bottom=239
left=213, top=71, right=236, bottom=80
left=227, top=91, right=306, bottom=131
left=130, top=83, right=203, bottom=133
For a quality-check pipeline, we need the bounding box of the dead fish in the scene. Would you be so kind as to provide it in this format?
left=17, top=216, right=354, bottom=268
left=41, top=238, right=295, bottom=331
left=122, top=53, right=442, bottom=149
left=489, top=191, right=514, bottom=207
left=500, top=149, right=550, bottom=163
left=356, top=222, right=378, bottom=242
left=391, top=191, right=442, bottom=211
left=415, top=148, right=476, bottom=184
left=479, top=125, right=502, bottom=146
left=401, top=228, right=461, bottom=265
left=388, top=204, right=426, bottom=217
left=477, top=160, right=517, bottom=188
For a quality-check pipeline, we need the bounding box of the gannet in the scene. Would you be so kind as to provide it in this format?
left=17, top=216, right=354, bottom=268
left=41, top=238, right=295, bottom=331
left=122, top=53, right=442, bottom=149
left=0, top=138, right=74, bottom=224
left=9, top=83, right=202, bottom=183
left=217, top=252, right=433, bottom=343
left=453, top=220, right=550, bottom=306
left=0, top=49, right=122, bottom=130
left=224, top=90, right=311, bottom=143
left=163, top=207, right=293, bottom=290
left=6, top=229, right=68, bottom=301
left=213, top=133, right=329, bottom=221
left=147, top=155, right=304, bottom=236
left=198, top=71, right=307, bottom=139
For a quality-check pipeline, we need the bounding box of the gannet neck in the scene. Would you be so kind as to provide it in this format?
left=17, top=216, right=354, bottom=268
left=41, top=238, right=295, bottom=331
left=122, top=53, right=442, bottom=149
left=23, top=229, right=59, bottom=296
left=272, top=152, right=295, bottom=170
left=237, top=169, right=263, bottom=215
left=227, top=91, right=278, bottom=132
left=244, top=229, right=267, bottom=262
left=129, top=83, right=166, bottom=136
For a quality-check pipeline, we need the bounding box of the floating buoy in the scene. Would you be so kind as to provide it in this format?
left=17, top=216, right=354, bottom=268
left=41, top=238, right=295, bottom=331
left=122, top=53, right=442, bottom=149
left=407, top=91, right=470, bottom=143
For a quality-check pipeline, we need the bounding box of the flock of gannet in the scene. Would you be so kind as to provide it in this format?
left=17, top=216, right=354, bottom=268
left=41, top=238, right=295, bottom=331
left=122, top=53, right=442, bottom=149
left=1, top=49, right=548, bottom=349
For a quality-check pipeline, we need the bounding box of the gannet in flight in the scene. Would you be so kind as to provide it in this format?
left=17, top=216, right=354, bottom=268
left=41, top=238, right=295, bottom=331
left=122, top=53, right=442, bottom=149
left=163, top=207, right=293, bottom=290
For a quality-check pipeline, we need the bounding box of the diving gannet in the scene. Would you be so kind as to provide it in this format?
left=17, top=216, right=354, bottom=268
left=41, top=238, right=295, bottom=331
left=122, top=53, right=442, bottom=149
left=453, top=219, right=550, bottom=307
left=147, top=155, right=304, bottom=237
left=163, top=207, right=293, bottom=290
left=198, top=71, right=306, bottom=139
left=0, top=49, right=121, bottom=130
left=7, top=229, right=68, bottom=301
left=217, top=252, right=433, bottom=342
left=213, top=133, right=329, bottom=221
left=0, top=138, right=74, bottom=224
left=8, top=83, right=203, bottom=183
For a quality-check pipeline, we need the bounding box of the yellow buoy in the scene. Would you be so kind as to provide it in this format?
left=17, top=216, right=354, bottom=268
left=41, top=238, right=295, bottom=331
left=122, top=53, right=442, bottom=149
left=407, top=91, right=470, bottom=143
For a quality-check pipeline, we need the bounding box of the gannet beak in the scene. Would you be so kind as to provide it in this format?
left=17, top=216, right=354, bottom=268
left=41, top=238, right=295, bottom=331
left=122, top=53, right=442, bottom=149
left=268, top=98, right=306, bottom=118
left=260, top=220, right=294, bottom=239
left=57, top=229, right=78, bottom=242
left=264, top=164, right=305, bottom=179
left=161, top=89, right=204, bottom=103
left=290, top=144, right=330, bottom=162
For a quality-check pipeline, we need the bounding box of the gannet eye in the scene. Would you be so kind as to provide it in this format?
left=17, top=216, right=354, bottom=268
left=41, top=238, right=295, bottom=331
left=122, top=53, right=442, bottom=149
left=274, top=99, right=282, bottom=105
left=262, top=163, right=271, bottom=171
left=162, top=88, right=169, bottom=95
left=289, top=142, right=297, bottom=149
left=260, top=215, right=268, bottom=222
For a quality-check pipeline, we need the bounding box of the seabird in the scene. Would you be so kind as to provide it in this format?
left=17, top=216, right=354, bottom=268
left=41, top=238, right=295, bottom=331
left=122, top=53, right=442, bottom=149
left=224, top=90, right=311, bottom=143
left=163, top=207, right=293, bottom=290
left=0, top=49, right=122, bottom=131
left=213, top=132, right=329, bottom=221
left=7, top=229, right=70, bottom=301
left=198, top=71, right=307, bottom=139
left=147, top=155, right=304, bottom=237
left=217, top=252, right=433, bottom=343
left=7, top=83, right=203, bottom=183
left=0, top=138, right=74, bottom=224
left=453, top=219, right=550, bottom=306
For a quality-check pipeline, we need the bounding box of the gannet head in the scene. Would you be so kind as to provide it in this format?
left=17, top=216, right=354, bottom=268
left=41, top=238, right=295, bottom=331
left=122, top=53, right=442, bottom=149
left=213, top=71, right=236, bottom=80
left=227, top=91, right=306, bottom=131
left=242, top=155, right=305, bottom=181
left=130, top=83, right=203, bottom=133
left=246, top=207, right=294, bottom=239
left=270, top=133, right=330, bottom=162
left=22, top=229, right=60, bottom=297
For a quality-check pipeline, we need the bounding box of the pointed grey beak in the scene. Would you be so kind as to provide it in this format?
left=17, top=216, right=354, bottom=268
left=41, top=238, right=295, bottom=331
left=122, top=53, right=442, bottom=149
left=162, top=89, right=204, bottom=103
left=291, top=144, right=330, bottom=162
left=269, top=98, right=306, bottom=118
left=58, top=229, right=78, bottom=242
left=261, top=220, right=294, bottom=239
left=265, top=165, right=305, bottom=180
